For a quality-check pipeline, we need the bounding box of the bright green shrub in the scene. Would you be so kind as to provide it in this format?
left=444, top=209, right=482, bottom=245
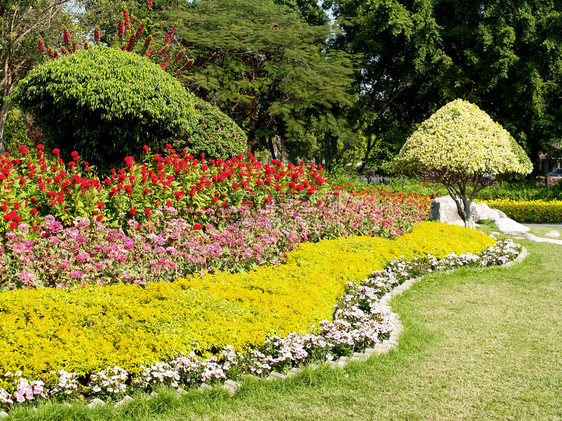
left=394, top=99, right=532, bottom=225
left=0, top=222, right=494, bottom=386
left=10, top=46, right=195, bottom=171
left=174, top=100, right=247, bottom=160
left=479, top=199, right=562, bottom=223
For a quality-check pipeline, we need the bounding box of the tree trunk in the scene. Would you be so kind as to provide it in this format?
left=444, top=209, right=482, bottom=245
left=0, top=102, right=10, bottom=155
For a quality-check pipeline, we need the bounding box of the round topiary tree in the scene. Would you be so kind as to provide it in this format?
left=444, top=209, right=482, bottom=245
left=394, top=99, right=533, bottom=227
left=10, top=46, right=195, bottom=171
left=172, top=99, right=247, bottom=160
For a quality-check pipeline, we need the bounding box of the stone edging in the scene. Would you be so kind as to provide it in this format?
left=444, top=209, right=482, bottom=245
left=0, top=248, right=529, bottom=417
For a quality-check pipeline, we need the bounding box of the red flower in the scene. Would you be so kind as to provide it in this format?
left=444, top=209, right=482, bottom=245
left=146, top=0, right=153, bottom=10
left=129, top=208, right=136, bottom=216
left=118, top=19, right=125, bottom=37
left=94, top=26, right=101, bottom=42
left=96, top=215, right=103, bottom=221
left=144, top=207, right=151, bottom=219
left=63, top=27, right=71, bottom=46
left=122, top=6, right=131, bottom=30
left=38, top=37, right=46, bottom=54
left=193, top=224, right=203, bottom=230
left=52, top=148, right=60, bottom=156
left=143, top=145, right=150, bottom=153
left=18, top=145, right=29, bottom=155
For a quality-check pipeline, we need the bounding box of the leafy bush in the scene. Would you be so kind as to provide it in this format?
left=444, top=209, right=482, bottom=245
left=172, top=100, right=247, bottom=160
left=478, top=199, right=562, bottom=223
left=0, top=221, right=494, bottom=390
left=394, top=99, right=532, bottom=225
left=476, top=180, right=562, bottom=202
left=10, top=46, right=195, bottom=171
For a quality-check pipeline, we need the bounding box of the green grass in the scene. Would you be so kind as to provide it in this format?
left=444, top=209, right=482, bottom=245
left=6, top=239, right=561, bottom=420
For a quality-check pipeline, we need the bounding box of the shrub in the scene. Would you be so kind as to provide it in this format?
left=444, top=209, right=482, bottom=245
left=394, top=99, right=532, bottom=226
left=10, top=46, right=195, bottom=171
left=173, top=100, right=247, bottom=160
left=0, top=222, right=494, bottom=390
left=478, top=199, right=562, bottom=223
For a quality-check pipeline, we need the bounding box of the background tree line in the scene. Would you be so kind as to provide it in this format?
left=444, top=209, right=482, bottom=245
left=1, top=0, right=560, bottom=173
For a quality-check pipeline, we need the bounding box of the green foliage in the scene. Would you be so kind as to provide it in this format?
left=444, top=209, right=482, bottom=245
left=174, top=100, right=247, bottom=160
left=2, top=108, right=30, bottom=155
left=394, top=99, right=532, bottom=224
left=167, top=0, right=357, bottom=162
left=394, top=99, right=532, bottom=177
left=328, top=0, right=562, bottom=170
left=0, top=0, right=73, bottom=153
left=10, top=46, right=195, bottom=171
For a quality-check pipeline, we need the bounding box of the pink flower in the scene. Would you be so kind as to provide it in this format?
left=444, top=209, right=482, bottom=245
left=69, top=270, right=84, bottom=279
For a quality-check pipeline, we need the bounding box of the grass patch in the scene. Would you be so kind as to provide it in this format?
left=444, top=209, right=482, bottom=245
left=6, top=240, right=560, bottom=420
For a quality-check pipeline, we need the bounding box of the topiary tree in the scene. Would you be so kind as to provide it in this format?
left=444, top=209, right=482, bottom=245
left=394, top=99, right=532, bottom=227
left=172, top=100, right=247, bottom=160
left=10, top=45, right=195, bottom=171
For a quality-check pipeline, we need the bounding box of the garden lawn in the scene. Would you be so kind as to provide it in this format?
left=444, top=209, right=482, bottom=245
left=6, top=239, right=560, bottom=420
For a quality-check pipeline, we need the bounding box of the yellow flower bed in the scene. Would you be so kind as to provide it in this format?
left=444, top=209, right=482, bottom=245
left=0, top=222, right=494, bottom=387
left=478, top=199, right=562, bottom=223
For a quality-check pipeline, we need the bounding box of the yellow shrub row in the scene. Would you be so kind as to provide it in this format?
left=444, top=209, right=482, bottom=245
left=0, top=222, right=494, bottom=386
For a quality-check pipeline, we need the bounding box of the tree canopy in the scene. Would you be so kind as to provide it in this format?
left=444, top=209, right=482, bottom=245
left=165, top=0, right=358, bottom=163
left=394, top=99, right=532, bottom=225
left=0, top=0, right=74, bottom=153
left=327, top=0, right=562, bottom=172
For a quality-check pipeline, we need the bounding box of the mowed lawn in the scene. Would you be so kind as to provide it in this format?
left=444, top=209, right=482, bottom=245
left=7, top=240, right=561, bottom=421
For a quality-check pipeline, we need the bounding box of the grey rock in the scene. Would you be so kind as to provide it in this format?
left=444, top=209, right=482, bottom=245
left=88, top=398, right=105, bottom=408
left=176, top=387, right=188, bottom=396
left=0, top=411, right=8, bottom=419
left=287, top=367, right=300, bottom=377
left=222, top=379, right=241, bottom=395
left=430, top=195, right=529, bottom=233
left=545, top=230, right=561, bottom=238
left=114, top=395, right=134, bottom=408
left=268, top=371, right=286, bottom=380
left=199, top=383, right=212, bottom=391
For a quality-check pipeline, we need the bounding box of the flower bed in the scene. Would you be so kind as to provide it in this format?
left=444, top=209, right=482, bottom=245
left=478, top=199, right=562, bottom=223
left=0, top=145, right=432, bottom=234
left=0, top=223, right=523, bottom=408
left=0, top=191, right=428, bottom=289
left=0, top=222, right=498, bottom=404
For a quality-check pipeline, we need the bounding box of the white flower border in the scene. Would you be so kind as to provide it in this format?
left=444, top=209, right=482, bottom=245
left=0, top=239, right=527, bottom=412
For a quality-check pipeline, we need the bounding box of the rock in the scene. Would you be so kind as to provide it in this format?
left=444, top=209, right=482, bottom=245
left=222, top=379, right=241, bottom=395
left=88, top=398, right=105, bottom=408
left=430, top=195, right=529, bottom=233
left=0, top=411, right=8, bottom=419
left=268, top=371, right=286, bottom=380
left=493, top=217, right=530, bottom=234
left=545, top=230, right=561, bottom=238
left=286, top=368, right=300, bottom=377
left=430, top=196, right=468, bottom=226
left=199, top=383, right=212, bottom=391
left=114, top=395, right=134, bottom=408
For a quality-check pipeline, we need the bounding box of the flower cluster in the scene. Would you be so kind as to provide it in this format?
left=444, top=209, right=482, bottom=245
left=0, top=238, right=523, bottom=408
left=478, top=198, right=562, bottom=223
left=0, top=144, right=336, bottom=234
left=0, top=191, right=427, bottom=289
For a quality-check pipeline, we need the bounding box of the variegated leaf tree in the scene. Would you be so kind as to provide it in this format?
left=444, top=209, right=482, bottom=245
left=394, top=99, right=532, bottom=227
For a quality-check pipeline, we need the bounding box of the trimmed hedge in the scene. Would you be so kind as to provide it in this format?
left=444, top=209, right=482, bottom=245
left=0, top=222, right=494, bottom=388
left=479, top=199, right=562, bottom=223
left=10, top=46, right=195, bottom=170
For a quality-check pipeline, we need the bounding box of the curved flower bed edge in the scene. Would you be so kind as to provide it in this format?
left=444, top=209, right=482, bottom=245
left=0, top=238, right=525, bottom=410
